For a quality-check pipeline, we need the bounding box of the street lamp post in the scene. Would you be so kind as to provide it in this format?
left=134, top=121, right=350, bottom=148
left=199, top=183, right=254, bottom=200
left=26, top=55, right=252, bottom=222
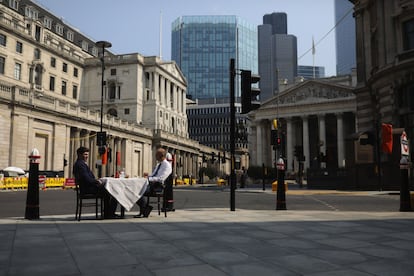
left=95, top=40, right=111, bottom=178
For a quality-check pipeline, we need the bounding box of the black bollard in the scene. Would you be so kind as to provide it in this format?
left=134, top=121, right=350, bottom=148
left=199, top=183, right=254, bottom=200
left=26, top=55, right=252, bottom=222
left=25, top=149, right=41, bottom=220
left=400, top=157, right=411, bottom=212
left=276, top=157, right=287, bottom=210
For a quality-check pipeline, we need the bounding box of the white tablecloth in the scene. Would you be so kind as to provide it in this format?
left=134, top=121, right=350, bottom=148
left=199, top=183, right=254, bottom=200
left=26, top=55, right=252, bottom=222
left=102, top=177, right=148, bottom=211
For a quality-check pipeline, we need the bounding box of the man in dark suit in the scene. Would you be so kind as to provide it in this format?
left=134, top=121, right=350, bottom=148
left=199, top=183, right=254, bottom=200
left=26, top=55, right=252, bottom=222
left=73, top=146, right=118, bottom=219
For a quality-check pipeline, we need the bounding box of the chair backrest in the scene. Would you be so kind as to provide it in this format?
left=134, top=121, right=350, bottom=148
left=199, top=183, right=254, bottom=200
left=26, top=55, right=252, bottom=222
left=149, top=181, right=164, bottom=195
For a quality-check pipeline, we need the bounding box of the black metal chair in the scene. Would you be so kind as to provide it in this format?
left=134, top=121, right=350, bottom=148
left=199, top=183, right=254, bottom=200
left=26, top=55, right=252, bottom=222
left=75, top=183, right=103, bottom=221
left=146, top=181, right=167, bottom=217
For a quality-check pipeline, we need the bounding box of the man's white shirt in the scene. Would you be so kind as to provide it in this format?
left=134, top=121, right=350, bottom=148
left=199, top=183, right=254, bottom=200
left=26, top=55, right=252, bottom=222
left=148, top=159, right=172, bottom=183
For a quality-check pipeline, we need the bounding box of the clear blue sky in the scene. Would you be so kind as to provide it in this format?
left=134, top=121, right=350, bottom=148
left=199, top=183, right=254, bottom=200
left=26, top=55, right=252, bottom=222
left=34, top=0, right=337, bottom=76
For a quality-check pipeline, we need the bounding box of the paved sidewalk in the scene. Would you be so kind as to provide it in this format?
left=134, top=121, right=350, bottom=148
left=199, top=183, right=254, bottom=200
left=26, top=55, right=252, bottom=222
left=1, top=208, right=414, bottom=275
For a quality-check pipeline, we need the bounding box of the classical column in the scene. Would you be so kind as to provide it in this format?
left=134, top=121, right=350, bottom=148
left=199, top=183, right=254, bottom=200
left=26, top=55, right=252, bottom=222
left=302, top=117, right=310, bottom=169
left=318, top=114, right=326, bottom=155
left=73, top=128, right=80, bottom=157
left=256, top=122, right=264, bottom=166
left=337, top=113, right=345, bottom=168
left=286, top=117, right=293, bottom=171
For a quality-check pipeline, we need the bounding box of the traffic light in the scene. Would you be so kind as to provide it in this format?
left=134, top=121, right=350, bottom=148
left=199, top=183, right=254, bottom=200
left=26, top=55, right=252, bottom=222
left=277, top=137, right=281, bottom=146
left=222, top=152, right=226, bottom=163
left=241, top=70, right=260, bottom=114
left=96, top=131, right=106, bottom=146
left=63, top=158, right=68, bottom=167
left=271, top=129, right=278, bottom=146
left=360, top=131, right=375, bottom=145
left=211, top=152, right=216, bottom=164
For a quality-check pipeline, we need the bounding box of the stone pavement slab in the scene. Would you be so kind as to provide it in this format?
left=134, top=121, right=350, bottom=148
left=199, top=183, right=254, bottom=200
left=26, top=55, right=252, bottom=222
left=0, top=209, right=413, bottom=275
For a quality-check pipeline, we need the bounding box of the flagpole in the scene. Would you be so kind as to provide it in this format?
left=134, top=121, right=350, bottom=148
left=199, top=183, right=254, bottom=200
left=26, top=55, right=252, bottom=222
left=312, top=36, right=315, bottom=79
left=159, top=11, right=162, bottom=60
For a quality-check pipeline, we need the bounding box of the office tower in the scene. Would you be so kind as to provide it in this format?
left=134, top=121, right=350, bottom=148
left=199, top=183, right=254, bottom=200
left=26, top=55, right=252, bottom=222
left=258, top=12, right=297, bottom=101
left=171, top=16, right=257, bottom=152
left=298, top=65, right=326, bottom=80
left=172, top=15, right=257, bottom=100
left=335, top=0, right=356, bottom=75
left=263, top=12, right=287, bottom=34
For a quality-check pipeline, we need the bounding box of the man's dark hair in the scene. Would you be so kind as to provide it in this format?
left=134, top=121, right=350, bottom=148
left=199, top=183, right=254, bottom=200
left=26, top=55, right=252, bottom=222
left=77, top=146, right=89, bottom=156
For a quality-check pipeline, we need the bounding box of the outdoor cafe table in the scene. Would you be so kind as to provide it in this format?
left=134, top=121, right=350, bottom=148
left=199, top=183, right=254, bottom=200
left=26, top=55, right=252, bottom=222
left=101, top=177, right=148, bottom=213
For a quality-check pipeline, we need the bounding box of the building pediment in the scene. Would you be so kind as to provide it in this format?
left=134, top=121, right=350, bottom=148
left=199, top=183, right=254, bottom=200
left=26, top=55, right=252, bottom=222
left=261, top=80, right=355, bottom=107
left=160, top=61, right=187, bottom=86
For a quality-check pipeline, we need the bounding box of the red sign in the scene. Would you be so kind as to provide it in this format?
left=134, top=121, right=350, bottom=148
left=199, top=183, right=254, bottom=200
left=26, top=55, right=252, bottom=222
left=64, top=178, right=76, bottom=187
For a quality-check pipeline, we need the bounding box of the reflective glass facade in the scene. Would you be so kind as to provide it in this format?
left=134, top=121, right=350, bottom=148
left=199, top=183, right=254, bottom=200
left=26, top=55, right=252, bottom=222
left=172, top=15, right=258, bottom=100
left=335, top=0, right=356, bottom=75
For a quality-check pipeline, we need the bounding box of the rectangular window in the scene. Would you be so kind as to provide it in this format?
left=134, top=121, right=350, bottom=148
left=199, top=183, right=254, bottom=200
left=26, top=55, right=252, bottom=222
left=49, top=76, right=55, bottom=91
left=16, top=41, right=23, bottom=53
left=73, top=67, right=78, bottom=77
left=35, top=25, right=41, bottom=42
left=72, top=85, right=78, bottom=99
left=110, top=68, right=116, bottom=75
left=124, top=108, right=130, bottom=115
left=62, top=62, right=67, bottom=73
left=34, top=48, right=41, bottom=59
left=403, top=19, right=414, bottom=51
left=67, top=31, right=74, bottom=42
left=50, top=57, right=56, bottom=67
left=0, top=33, right=6, bottom=46
left=14, top=63, right=21, bottom=80
left=9, top=0, right=18, bottom=10
left=81, top=41, right=89, bottom=51
left=61, top=80, right=67, bottom=95
left=55, top=24, right=64, bottom=35
left=43, top=17, right=52, bottom=29
left=0, top=56, right=5, bottom=75
left=25, top=6, right=38, bottom=20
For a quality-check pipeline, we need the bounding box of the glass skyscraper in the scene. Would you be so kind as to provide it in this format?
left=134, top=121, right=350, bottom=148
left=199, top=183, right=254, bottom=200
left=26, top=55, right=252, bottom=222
left=335, top=0, right=356, bottom=75
left=171, top=16, right=257, bottom=153
left=171, top=16, right=258, bottom=100
left=258, top=12, right=297, bottom=101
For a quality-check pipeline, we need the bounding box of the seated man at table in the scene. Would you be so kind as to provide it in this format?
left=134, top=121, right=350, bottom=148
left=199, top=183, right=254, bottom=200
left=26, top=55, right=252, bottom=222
left=134, top=148, right=172, bottom=218
left=73, top=146, right=118, bottom=219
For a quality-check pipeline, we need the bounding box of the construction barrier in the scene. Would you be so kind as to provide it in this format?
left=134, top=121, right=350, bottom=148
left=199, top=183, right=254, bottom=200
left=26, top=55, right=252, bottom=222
left=217, top=178, right=227, bottom=186
left=272, top=180, right=288, bottom=192
left=0, top=176, right=65, bottom=190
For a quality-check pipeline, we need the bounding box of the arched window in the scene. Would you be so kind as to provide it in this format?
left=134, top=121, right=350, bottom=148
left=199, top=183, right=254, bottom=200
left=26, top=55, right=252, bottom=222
left=108, top=108, right=118, bottom=117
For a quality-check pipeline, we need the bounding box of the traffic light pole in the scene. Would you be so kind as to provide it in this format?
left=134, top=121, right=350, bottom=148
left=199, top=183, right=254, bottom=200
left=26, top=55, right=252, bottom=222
left=230, top=58, right=236, bottom=211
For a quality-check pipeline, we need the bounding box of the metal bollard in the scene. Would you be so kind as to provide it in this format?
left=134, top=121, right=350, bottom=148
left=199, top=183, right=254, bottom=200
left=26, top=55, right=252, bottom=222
left=25, top=148, right=41, bottom=220
left=276, top=157, right=287, bottom=210
left=399, top=156, right=411, bottom=212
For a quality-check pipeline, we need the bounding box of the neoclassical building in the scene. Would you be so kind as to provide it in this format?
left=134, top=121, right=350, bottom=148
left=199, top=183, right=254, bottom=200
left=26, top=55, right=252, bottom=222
left=248, top=76, right=356, bottom=175
left=0, top=0, right=208, bottom=179
left=349, top=0, right=414, bottom=188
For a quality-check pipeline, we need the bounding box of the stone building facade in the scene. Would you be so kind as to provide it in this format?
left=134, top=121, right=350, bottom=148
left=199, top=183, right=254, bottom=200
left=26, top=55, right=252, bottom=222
left=349, top=0, right=414, bottom=189
left=248, top=75, right=357, bottom=185
left=0, top=0, right=207, bottom=179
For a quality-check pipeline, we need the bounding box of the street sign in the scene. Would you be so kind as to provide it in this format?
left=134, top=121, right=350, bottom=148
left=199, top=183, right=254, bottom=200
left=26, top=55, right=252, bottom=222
left=276, top=158, right=285, bottom=171
left=401, top=131, right=409, bottom=156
